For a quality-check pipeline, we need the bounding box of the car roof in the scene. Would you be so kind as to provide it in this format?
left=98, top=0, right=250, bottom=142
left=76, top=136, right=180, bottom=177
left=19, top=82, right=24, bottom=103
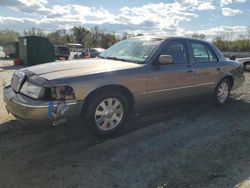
left=131, top=35, right=207, bottom=43
left=83, top=48, right=105, bottom=51
left=91, top=48, right=105, bottom=51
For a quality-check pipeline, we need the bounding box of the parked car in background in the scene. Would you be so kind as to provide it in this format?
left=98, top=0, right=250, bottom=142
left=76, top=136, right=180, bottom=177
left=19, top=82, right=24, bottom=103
left=54, top=45, right=70, bottom=60
left=73, top=48, right=105, bottom=59
left=236, top=57, right=250, bottom=71
left=67, top=43, right=83, bottom=52
left=4, top=36, right=244, bottom=136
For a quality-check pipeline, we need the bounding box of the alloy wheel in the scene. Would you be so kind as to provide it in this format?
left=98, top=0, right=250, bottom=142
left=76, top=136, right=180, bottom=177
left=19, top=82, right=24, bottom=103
left=94, top=98, right=124, bottom=131
left=217, top=81, right=229, bottom=104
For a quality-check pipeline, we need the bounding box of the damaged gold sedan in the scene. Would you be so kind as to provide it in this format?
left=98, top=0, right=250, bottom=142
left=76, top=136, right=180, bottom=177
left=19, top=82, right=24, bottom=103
left=3, top=36, right=245, bottom=136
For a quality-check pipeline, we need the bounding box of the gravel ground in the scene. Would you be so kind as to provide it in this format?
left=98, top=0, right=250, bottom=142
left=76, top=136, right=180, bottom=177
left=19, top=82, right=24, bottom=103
left=0, top=59, right=250, bottom=188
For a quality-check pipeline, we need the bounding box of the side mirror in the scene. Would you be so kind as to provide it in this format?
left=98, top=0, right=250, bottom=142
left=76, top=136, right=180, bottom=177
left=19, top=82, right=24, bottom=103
left=159, top=55, right=173, bottom=65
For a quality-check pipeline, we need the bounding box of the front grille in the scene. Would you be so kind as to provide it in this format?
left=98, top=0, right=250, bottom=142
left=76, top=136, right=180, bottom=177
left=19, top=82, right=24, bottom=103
left=11, top=73, right=25, bottom=92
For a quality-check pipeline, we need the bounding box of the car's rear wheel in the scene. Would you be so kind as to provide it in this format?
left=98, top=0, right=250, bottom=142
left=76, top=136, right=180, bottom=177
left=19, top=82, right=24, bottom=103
left=84, top=91, right=129, bottom=136
left=214, top=78, right=231, bottom=105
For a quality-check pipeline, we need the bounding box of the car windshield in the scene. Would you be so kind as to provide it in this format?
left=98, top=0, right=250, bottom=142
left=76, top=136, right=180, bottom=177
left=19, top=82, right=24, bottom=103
left=99, top=38, right=162, bottom=64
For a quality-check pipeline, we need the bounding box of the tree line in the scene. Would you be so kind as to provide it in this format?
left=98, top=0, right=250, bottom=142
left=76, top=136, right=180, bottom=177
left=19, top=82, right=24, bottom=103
left=0, top=26, right=122, bottom=49
left=192, top=32, right=250, bottom=52
left=1, top=27, right=250, bottom=52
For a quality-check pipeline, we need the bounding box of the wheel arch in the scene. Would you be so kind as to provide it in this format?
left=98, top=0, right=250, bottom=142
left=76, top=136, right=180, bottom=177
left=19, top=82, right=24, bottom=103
left=217, top=75, right=234, bottom=89
left=82, top=84, right=135, bottom=113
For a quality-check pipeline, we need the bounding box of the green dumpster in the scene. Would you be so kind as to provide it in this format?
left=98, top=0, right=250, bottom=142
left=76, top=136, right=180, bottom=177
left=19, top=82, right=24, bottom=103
left=19, top=36, right=55, bottom=66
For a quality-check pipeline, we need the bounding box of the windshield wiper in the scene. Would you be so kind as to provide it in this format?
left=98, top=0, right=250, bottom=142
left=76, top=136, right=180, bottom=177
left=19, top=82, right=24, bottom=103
left=98, top=56, right=141, bottom=64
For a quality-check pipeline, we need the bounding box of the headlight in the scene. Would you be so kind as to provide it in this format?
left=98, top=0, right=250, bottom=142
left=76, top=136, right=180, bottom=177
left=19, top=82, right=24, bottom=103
left=14, top=69, right=26, bottom=79
left=20, top=81, right=44, bottom=99
left=50, top=86, right=75, bottom=100
left=11, top=70, right=26, bottom=92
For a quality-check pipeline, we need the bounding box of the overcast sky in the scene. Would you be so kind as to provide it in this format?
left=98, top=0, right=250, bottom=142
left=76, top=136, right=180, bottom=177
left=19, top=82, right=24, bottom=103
left=0, top=0, right=249, bottom=39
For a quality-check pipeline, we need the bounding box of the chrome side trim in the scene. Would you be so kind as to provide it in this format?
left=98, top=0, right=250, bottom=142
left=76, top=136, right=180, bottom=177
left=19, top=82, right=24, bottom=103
left=195, top=82, right=215, bottom=87
left=11, top=99, right=79, bottom=108
left=142, top=82, right=215, bottom=94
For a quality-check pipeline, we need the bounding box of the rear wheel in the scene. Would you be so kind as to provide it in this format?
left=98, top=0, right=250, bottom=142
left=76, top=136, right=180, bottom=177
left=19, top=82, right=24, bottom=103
left=84, top=91, right=129, bottom=136
left=214, top=78, right=231, bottom=105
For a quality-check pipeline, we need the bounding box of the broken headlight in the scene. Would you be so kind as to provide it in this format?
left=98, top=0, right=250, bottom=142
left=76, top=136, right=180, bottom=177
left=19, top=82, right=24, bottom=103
left=20, top=81, right=44, bottom=99
left=50, top=86, right=75, bottom=100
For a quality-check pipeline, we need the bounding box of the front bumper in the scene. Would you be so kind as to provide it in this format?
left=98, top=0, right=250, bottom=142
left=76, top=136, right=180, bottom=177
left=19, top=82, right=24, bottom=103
left=3, top=85, right=83, bottom=123
left=232, top=74, right=245, bottom=90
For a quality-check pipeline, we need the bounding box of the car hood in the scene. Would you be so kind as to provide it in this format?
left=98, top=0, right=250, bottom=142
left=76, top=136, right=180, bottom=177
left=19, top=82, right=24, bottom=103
left=26, top=59, right=143, bottom=80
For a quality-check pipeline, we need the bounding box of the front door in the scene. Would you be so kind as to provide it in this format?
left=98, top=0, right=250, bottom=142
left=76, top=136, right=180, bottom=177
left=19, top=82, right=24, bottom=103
left=146, top=39, right=198, bottom=104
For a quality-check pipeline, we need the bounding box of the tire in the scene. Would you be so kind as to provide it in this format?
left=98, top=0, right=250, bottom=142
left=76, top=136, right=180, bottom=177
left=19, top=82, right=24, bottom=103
left=84, top=91, right=129, bottom=136
left=214, top=78, right=231, bottom=105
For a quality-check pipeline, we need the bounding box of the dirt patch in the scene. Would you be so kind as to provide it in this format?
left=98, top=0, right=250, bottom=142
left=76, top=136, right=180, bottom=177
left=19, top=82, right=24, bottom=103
left=0, top=60, right=250, bottom=188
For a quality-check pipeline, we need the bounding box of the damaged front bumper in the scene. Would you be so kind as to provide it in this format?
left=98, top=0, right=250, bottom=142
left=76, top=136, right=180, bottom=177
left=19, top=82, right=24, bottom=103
left=3, top=85, right=84, bottom=125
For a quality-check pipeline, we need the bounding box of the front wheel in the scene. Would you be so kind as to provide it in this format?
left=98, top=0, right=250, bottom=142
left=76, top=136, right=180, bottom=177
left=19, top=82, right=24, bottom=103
left=84, top=91, right=129, bottom=136
left=214, top=78, right=231, bottom=105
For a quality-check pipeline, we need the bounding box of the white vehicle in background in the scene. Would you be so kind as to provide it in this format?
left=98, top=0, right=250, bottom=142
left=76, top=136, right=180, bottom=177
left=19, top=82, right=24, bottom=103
left=237, top=57, right=250, bottom=71
left=0, top=46, right=4, bottom=58
left=228, top=55, right=250, bottom=71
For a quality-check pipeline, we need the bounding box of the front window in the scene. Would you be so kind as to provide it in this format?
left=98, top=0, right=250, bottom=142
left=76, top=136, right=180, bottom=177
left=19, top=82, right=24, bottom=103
left=99, top=38, right=162, bottom=64
left=160, top=40, right=189, bottom=64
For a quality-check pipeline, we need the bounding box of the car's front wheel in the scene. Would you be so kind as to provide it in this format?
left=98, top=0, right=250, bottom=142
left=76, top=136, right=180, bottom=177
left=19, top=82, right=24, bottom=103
left=84, top=91, right=129, bottom=136
left=214, top=78, right=231, bottom=105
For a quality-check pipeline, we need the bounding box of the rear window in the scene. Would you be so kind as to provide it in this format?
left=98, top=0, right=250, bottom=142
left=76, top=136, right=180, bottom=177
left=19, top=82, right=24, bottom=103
left=191, top=42, right=218, bottom=63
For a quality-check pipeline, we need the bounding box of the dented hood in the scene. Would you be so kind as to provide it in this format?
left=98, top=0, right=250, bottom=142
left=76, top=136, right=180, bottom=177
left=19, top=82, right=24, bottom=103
left=26, top=59, right=142, bottom=80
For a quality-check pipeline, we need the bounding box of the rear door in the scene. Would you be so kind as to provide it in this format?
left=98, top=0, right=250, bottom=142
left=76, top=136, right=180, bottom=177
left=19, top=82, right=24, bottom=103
left=146, top=39, right=198, bottom=104
left=188, top=41, right=224, bottom=94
